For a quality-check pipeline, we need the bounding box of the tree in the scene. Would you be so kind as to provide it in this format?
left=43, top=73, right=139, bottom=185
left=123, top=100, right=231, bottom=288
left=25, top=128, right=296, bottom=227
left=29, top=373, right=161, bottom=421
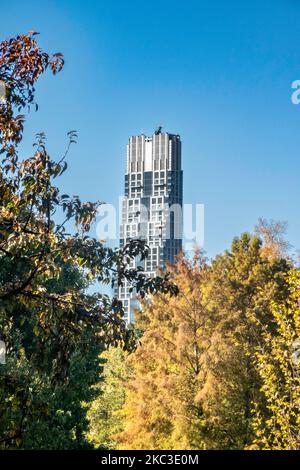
left=199, top=233, right=291, bottom=449
left=116, top=253, right=209, bottom=450
left=255, top=218, right=291, bottom=260
left=250, top=270, right=300, bottom=450
left=86, top=347, right=132, bottom=449
left=0, top=32, right=177, bottom=448
left=116, top=234, right=292, bottom=450
left=0, top=263, right=101, bottom=449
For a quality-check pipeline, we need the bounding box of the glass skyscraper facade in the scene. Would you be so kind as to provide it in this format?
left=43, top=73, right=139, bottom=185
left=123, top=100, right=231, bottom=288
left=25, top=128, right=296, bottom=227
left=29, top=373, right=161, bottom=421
left=118, top=130, right=183, bottom=323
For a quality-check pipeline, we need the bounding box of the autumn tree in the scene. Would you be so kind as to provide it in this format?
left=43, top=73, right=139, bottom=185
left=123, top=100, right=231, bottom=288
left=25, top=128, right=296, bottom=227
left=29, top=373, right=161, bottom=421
left=250, top=269, right=300, bottom=450
left=86, top=347, right=132, bottom=449
left=255, top=218, right=291, bottom=260
left=0, top=32, right=177, bottom=448
left=200, top=233, right=291, bottom=449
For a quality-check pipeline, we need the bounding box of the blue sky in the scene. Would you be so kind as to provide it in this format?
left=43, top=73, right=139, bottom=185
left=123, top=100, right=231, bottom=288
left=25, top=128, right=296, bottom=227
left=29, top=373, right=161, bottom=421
left=2, top=0, right=300, bottom=258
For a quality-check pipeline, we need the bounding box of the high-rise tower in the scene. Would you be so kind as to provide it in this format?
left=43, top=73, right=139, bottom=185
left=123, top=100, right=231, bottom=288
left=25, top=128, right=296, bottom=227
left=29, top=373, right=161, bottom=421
left=118, top=129, right=183, bottom=323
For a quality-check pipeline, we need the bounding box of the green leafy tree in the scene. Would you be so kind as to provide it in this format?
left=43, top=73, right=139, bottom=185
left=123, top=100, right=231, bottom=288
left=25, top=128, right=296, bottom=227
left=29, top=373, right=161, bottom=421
left=0, top=32, right=177, bottom=449
left=200, top=233, right=291, bottom=449
left=254, top=218, right=291, bottom=260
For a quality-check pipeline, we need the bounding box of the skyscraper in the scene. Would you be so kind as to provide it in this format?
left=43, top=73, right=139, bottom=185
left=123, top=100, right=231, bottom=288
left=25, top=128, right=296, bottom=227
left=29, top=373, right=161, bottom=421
left=118, top=129, right=183, bottom=323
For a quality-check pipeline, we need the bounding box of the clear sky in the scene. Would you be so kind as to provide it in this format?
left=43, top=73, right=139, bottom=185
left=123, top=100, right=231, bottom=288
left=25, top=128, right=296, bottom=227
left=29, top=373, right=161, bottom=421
left=2, top=0, right=300, bottom=259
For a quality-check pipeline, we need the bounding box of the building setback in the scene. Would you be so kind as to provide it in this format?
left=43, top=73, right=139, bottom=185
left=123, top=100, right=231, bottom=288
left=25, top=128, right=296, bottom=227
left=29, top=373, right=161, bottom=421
left=118, top=129, right=183, bottom=323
